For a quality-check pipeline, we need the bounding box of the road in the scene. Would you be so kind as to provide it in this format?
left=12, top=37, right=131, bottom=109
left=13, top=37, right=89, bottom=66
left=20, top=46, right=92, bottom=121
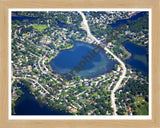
left=78, top=11, right=127, bottom=115
left=38, top=55, right=47, bottom=74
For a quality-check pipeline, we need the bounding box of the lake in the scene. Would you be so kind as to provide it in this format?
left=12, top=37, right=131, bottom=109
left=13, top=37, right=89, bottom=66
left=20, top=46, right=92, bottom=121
left=14, top=83, right=70, bottom=115
left=110, top=12, right=148, bottom=28
left=123, top=41, right=148, bottom=77
left=12, top=16, right=38, bottom=22
left=49, top=41, right=117, bottom=80
left=109, top=11, right=149, bottom=77
left=12, top=11, right=149, bottom=115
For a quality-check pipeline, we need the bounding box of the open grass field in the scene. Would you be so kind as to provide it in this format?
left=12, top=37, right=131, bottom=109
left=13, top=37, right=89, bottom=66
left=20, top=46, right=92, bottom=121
left=32, top=24, right=48, bottom=32
left=135, top=103, right=148, bottom=115
left=134, top=96, right=148, bottom=115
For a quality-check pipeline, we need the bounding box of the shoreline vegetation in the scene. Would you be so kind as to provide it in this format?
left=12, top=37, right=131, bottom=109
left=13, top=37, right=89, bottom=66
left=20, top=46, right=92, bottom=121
left=120, top=45, right=132, bottom=60
left=13, top=81, right=71, bottom=115
left=47, top=43, right=74, bottom=63
left=47, top=51, right=59, bottom=63
left=11, top=82, right=23, bottom=115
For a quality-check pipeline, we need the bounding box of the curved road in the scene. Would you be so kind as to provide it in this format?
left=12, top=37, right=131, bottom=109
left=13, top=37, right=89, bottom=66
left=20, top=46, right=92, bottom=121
left=78, top=11, right=127, bottom=115
left=38, top=55, right=47, bottom=74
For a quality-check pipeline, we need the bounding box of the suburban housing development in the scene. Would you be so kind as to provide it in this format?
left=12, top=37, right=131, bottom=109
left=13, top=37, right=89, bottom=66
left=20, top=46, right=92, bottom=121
left=11, top=10, right=149, bottom=116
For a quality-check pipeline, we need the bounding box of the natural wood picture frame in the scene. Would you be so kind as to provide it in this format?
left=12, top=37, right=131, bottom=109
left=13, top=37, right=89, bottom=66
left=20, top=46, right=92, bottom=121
left=0, top=0, right=160, bottom=128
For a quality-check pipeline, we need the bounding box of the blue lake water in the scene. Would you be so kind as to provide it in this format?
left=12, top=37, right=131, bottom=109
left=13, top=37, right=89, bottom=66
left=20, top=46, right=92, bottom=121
left=123, top=41, right=148, bottom=77
left=12, top=16, right=38, bottom=22
left=49, top=41, right=117, bottom=79
left=12, top=11, right=149, bottom=115
left=110, top=12, right=148, bottom=28
left=14, top=41, right=149, bottom=115
left=14, top=83, right=70, bottom=115
left=109, top=11, right=149, bottom=77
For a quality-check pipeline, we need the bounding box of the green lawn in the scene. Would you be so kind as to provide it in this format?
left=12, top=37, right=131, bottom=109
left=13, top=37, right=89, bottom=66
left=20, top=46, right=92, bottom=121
left=32, top=24, right=48, bottom=32
left=134, top=96, right=149, bottom=115
left=135, top=103, right=148, bottom=115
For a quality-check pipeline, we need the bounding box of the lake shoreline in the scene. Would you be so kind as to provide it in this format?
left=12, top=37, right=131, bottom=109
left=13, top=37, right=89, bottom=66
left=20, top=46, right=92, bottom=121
left=13, top=83, right=71, bottom=115
left=49, top=40, right=117, bottom=79
left=123, top=41, right=148, bottom=76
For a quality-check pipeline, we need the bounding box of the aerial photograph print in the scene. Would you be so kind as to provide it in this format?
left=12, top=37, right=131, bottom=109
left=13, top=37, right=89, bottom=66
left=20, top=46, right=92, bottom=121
left=10, top=9, right=150, bottom=119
